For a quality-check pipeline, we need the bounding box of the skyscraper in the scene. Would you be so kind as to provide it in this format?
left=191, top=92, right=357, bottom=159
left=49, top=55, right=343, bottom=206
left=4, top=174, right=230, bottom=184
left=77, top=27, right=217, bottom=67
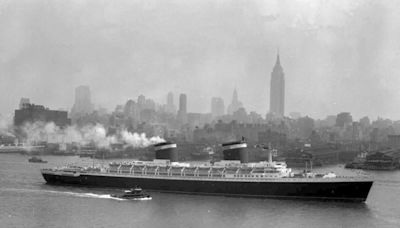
left=123, top=99, right=138, bottom=119
left=177, top=93, right=187, bottom=124
left=269, top=53, right=285, bottom=118
left=137, top=95, right=146, bottom=106
left=166, top=92, right=176, bottom=114
left=167, top=92, right=174, bottom=107
left=71, top=86, right=93, bottom=120
left=227, top=88, right=243, bottom=115
left=336, top=112, right=353, bottom=128
left=211, top=97, right=225, bottom=117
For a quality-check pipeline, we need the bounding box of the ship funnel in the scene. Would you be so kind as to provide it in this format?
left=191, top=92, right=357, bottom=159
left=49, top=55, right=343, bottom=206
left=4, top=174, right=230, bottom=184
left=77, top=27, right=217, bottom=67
left=153, top=142, right=178, bottom=162
left=221, top=141, right=248, bottom=163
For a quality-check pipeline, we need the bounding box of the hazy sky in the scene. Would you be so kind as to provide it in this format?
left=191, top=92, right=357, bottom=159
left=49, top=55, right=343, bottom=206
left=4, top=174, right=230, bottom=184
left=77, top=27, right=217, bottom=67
left=1, top=0, right=400, bottom=120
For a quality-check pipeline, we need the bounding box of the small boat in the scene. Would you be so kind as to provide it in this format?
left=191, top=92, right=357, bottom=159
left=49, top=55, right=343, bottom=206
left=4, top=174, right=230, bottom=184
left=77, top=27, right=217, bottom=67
left=111, top=186, right=151, bottom=200
left=28, top=156, right=48, bottom=163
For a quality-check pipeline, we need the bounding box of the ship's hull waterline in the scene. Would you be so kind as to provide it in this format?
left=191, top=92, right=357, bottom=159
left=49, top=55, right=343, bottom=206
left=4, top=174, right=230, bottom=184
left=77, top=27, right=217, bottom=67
left=41, top=171, right=373, bottom=202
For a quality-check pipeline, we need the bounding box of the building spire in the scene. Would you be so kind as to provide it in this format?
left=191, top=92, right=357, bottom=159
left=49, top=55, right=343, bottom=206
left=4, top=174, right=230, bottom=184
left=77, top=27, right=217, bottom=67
left=232, top=88, right=238, bottom=103
left=276, top=48, right=280, bottom=66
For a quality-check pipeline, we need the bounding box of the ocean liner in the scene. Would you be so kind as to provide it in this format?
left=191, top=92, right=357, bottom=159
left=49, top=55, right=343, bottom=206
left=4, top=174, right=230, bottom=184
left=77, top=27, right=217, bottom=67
left=41, top=141, right=373, bottom=202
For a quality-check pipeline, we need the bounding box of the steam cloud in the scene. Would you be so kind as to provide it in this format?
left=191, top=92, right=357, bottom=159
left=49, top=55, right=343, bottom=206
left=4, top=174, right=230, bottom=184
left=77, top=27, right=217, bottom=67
left=0, top=114, right=15, bottom=137
left=21, top=122, right=165, bottom=148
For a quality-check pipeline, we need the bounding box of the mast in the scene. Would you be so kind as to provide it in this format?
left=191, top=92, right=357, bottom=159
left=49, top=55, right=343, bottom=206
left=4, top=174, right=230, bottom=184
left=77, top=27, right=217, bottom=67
left=268, top=142, right=273, bottom=164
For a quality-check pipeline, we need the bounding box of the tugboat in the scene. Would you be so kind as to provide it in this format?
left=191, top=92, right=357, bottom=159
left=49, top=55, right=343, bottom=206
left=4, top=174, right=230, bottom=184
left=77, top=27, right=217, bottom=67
left=28, top=156, right=47, bottom=163
left=111, top=186, right=152, bottom=200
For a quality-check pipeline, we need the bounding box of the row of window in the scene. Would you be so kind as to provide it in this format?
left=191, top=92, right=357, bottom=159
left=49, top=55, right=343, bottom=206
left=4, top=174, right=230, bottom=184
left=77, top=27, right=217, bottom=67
left=107, top=170, right=281, bottom=178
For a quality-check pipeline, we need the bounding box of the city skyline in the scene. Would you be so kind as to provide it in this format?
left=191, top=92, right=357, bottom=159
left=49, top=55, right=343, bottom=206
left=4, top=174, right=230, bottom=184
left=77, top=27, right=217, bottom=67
left=2, top=85, right=400, bottom=123
left=2, top=84, right=400, bottom=123
left=1, top=0, right=400, bottom=120
left=0, top=2, right=399, bottom=225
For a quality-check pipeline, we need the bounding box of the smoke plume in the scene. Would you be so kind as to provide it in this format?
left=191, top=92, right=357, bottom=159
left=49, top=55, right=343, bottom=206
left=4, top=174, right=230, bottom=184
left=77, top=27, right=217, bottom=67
left=0, top=114, right=15, bottom=137
left=21, top=122, right=165, bottom=148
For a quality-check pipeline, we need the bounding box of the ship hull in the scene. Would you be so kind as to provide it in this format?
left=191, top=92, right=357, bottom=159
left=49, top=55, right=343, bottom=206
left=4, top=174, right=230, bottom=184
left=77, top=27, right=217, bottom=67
left=41, top=172, right=373, bottom=202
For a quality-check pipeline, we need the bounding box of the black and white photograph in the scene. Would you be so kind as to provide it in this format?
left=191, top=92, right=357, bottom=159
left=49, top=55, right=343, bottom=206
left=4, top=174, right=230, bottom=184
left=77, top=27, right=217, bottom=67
left=0, top=0, right=399, bottom=227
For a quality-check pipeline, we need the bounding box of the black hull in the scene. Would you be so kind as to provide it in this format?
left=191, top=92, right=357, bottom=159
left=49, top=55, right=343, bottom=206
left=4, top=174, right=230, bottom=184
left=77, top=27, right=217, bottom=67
left=110, top=194, right=151, bottom=199
left=41, top=173, right=373, bottom=202
left=345, top=162, right=398, bottom=170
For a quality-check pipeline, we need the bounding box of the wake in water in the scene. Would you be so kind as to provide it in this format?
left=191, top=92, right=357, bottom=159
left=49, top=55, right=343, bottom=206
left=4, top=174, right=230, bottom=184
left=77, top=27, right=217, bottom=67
left=0, top=187, right=128, bottom=201
left=65, top=192, right=126, bottom=201
left=128, top=197, right=152, bottom=201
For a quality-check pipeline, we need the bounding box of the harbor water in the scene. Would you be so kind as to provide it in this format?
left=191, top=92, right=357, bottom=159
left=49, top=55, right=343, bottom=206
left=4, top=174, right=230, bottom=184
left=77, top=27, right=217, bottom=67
left=1, top=154, right=399, bottom=228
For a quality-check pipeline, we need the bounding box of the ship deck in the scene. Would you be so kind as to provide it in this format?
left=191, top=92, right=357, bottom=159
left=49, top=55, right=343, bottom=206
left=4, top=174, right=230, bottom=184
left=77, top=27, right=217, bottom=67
left=41, top=168, right=373, bottom=183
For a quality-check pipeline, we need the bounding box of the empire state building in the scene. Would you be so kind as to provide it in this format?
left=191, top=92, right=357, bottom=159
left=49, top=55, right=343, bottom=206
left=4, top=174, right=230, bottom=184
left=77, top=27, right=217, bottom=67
left=269, top=53, right=285, bottom=118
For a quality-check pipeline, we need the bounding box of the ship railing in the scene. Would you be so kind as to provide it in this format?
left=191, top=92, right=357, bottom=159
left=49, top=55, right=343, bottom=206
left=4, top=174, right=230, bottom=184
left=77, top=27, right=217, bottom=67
left=167, top=166, right=172, bottom=176
left=80, top=167, right=373, bottom=181
left=95, top=170, right=362, bottom=181
left=208, top=167, right=213, bottom=178
left=235, top=168, right=241, bottom=175
left=157, top=171, right=169, bottom=176
left=142, top=165, right=147, bottom=175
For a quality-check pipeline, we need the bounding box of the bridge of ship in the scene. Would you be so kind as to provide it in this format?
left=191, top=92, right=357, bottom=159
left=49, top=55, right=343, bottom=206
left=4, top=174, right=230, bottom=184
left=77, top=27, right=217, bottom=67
left=106, top=162, right=284, bottom=178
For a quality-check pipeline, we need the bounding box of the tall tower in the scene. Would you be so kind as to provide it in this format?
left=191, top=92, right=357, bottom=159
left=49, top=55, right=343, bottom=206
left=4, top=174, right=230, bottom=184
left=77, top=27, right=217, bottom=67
left=269, top=53, right=285, bottom=118
left=166, top=92, right=176, bottom=114
left=167, top=92, right=174, bottom=107
left=177, top=93, right=187, bottom=124
left=227, top=88, right=243, bottom=115
left=178, top=94, right=187, bottom=114
left=232, top=89, right=238, bottom=104
left=71, top=86, right=93, bottom=120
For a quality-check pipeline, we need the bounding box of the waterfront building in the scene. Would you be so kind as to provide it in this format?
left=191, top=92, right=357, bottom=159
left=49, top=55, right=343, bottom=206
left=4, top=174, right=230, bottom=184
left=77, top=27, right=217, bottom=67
left=364, top=150, right=400, bottom=169
left=19, top=98, right=30, bottom=109
left=0, top=134, right=16, bottom=145
left=14, top=99, right=70, bottom=127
